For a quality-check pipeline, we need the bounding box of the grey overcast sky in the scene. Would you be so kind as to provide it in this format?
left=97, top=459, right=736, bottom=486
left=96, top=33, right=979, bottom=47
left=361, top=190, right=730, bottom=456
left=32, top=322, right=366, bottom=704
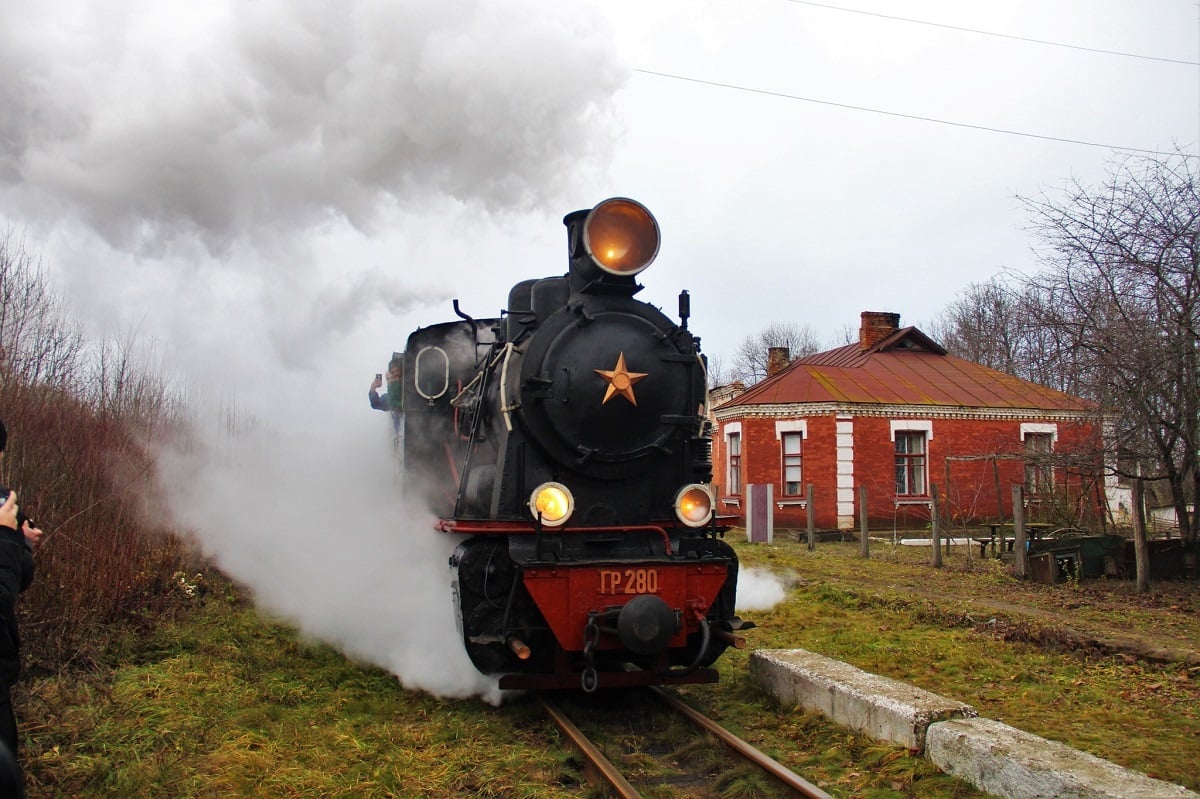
left=2, top=0, right=1200, bottom=386
left=0, top=0, right=1196, bottom=699
left=1, top=0, right=1196, bottom=385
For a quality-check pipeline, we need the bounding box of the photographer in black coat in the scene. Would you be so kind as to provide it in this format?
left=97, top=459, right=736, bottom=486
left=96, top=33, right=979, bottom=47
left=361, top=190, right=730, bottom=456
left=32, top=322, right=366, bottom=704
left=0, top=419, right=40, bottom=795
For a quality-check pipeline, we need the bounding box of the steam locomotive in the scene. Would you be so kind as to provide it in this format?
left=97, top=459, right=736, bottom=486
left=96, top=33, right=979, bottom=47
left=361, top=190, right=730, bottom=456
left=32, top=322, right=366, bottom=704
left=397, top=198, right=748, bottom=691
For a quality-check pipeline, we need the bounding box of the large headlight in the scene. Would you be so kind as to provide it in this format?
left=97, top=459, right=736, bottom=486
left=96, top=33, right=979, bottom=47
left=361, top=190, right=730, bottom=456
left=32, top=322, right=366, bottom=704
left=674, top=484, right=714, bottom=528
left=583, top=197, right=660, bottom=276
left=530, top=482, right=574, bottom=527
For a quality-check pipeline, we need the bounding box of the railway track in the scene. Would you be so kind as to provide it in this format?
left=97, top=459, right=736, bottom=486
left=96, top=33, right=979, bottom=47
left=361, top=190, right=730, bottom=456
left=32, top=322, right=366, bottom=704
left=540, top=687, right=833, bottom=799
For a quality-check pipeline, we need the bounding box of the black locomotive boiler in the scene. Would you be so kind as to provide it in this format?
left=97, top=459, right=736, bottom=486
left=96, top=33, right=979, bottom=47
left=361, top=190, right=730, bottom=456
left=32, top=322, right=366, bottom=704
left=398, top=198, right=749, bottom=691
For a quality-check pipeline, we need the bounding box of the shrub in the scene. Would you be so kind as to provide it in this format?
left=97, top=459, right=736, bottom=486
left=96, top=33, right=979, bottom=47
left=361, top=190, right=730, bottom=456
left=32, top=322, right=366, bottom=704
left=1, top=233, right=193, bottom=673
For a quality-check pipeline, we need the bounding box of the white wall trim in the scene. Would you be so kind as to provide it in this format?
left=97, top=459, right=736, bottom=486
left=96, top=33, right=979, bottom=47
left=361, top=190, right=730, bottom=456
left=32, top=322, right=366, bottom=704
left=775, top=420, right=807, bottom=439
left=836, top=417, right=855, bottom=528
left=890, top=419, right=933, bottom=441
left=1020, top=422, right=1058, bottom=443
left=715, top=403, right=1094, bottom=423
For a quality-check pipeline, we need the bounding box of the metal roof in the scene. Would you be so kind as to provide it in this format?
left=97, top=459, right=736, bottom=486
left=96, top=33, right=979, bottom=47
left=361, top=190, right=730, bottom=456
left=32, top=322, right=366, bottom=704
left=718, top=327, right=1094, bottom=412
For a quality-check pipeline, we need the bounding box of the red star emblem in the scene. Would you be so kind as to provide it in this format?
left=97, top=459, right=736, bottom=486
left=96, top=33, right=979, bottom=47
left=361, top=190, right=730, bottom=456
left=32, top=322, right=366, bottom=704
left=594, top=352, right=648, bottom=405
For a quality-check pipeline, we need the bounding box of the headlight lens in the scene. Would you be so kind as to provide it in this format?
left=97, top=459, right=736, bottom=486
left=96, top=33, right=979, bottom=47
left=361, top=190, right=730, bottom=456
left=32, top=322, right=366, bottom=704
left=674, top=484, right=714, bottom=528
left=530, top=482, right=574, bottom=527
left=583, top=197, right=660, bottom=276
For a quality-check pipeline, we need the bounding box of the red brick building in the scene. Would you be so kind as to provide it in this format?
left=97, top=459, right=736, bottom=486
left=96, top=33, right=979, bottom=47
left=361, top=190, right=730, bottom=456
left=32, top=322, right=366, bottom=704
left=711, top=312, right=1104, bottom=531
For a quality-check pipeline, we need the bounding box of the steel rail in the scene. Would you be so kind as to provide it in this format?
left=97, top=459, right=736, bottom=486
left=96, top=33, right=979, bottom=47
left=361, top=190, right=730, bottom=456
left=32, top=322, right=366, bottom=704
left=539, top=697, right=644, bottom=799
left=650, top=687, right=835, bottom=799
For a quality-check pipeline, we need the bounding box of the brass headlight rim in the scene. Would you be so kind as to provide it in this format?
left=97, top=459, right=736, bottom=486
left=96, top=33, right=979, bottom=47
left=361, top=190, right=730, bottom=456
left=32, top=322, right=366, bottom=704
left=674, top=483, right=714, bottom=528
left=582, top=197, right=661, bottom=277
left=529, top=481, right=575, bottom=528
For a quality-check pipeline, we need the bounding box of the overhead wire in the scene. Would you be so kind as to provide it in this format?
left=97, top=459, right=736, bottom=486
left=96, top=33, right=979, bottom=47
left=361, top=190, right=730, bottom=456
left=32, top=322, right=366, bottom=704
left=632, top=68, right=1196, bottom=159
left=633, top=2, right=1200, bottom=160
left=782, top=0, right=1200, bottom=66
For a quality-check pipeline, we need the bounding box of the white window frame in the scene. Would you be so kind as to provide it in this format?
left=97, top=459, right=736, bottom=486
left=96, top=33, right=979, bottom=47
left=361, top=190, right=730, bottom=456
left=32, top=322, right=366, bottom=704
left=891, top=420, right=932, bottom=497
left=780, top=431, right=803, bottom=496
left=776, top=421, right=806, bottom=497
left=725, top=422, right=742, bottom=496
left=1021, top=423, right=1058, bottom=495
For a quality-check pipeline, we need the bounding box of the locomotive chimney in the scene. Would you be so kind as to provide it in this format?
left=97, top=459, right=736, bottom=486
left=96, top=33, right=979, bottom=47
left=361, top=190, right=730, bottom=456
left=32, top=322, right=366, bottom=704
left=859, top=311, right=900, bottom=349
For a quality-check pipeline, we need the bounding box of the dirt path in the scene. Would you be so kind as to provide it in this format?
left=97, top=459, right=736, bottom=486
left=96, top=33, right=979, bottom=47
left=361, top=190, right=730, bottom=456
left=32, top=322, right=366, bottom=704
left=939, top=592, right=1200, bottom=665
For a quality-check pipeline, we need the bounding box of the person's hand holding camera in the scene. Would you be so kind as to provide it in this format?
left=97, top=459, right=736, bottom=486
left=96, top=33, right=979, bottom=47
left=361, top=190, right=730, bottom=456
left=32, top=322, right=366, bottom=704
left=0, top=491, right=18, bottom=532
left=0, top=491, right=40, bottom=548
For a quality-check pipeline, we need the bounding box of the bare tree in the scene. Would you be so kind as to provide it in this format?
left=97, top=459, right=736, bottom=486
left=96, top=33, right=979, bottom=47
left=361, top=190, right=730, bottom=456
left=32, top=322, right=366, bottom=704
left=830, top=323, right=857, bottom=347
left=1019, top=151, right=1200, bottom=553
left=704, top=354, right=731, bottom=389
left=929, top=277, right=1024, bottom=375
left=930, top=277, right=1083, bottom=396
left=0, top=233, right=85, bottom=389
left=730, top=321, right=823, bottom=384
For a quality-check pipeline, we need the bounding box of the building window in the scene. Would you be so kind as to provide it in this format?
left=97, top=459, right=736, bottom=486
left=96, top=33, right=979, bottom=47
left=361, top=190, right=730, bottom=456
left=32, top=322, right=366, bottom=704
left=728, top=433, right=741, bottom=494
left=781, top=432, right=802, bottom=495
left=1024, top=432, right=1053, bottom=495
left=895, top=431, right=927, bottom=496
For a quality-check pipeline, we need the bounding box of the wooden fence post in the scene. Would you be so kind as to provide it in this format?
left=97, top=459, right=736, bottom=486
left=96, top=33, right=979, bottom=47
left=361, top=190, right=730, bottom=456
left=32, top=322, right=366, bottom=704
left=1012, top=484, right=1028, bottom=579
left=931, top=483, right=943, bottom=568
left=806, top=483, right=815, bottom=551
left=859, top=485, right=869, bottom=558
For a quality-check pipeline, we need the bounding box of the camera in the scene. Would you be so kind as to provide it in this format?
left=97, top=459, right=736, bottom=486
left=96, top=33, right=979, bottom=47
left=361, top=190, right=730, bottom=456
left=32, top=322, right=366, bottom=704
left=0, top=488, right=31, bottom=530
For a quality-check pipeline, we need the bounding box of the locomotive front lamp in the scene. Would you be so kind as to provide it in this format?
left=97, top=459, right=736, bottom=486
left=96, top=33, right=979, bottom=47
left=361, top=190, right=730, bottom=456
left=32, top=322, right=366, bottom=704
left=530, top=482, right=574, bottom=527
left=674, top=484, right=714, bottom=528
left=583, top=197, right=660, bottom=276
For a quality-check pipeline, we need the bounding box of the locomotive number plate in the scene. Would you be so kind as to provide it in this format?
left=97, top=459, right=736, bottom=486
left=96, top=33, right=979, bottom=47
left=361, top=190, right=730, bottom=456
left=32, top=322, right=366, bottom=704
left=598, top=568, right=659, bottom=595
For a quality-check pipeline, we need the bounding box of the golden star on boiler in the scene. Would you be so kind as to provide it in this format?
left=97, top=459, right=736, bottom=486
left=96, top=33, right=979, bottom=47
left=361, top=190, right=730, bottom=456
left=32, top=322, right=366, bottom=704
left=594, top=352, right=648, bottom=405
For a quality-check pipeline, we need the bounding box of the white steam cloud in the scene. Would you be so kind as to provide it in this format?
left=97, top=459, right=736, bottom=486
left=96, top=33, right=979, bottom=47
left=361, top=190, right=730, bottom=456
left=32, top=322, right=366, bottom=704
left=0, top=0, right=626, bottom=254
left=0, top=0, right=629, bottom=701
left=161, top=400, right=502, bottom=702
left=735, top=567, right=790, bottom=612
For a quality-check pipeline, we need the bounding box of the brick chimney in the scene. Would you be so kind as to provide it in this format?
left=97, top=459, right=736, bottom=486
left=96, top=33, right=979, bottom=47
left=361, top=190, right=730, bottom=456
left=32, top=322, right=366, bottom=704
left=859, top=311, right=901, bottom=349
left=767, top=347, right=790, bottom=377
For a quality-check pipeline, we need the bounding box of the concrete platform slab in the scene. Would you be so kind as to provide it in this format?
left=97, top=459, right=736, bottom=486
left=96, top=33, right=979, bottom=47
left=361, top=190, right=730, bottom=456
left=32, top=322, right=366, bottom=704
left=926, top=716, right=1200, bottom=799
left=749, top=648, right=976, bottom=752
